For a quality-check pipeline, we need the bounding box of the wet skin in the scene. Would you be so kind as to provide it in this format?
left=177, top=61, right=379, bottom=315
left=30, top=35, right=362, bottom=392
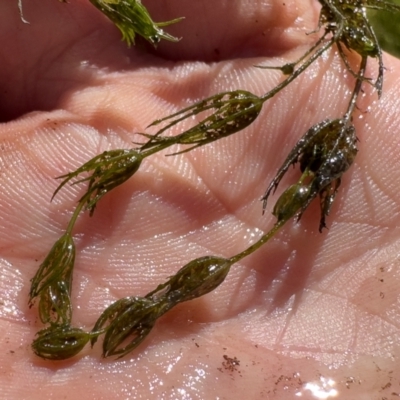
left=1, top=0, right=400, bottom=398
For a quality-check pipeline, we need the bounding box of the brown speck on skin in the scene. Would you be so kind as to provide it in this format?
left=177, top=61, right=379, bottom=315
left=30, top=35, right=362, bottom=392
left=345, top=376, right=355, bottom=389
left=222, top=354, right=240, bottom=373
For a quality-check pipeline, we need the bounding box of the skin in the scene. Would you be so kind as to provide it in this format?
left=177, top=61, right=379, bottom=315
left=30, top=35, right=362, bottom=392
left=1, top=0, right=400, bottom=398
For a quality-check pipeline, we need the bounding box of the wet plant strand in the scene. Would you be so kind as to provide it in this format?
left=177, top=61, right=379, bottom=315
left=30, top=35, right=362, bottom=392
left=28, top=0, right=400, bottom=359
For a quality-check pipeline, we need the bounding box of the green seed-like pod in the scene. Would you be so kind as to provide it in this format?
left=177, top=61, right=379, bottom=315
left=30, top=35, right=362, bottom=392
left=172, top=92, right=262, bottom=151
left=91, top=296, right=166, bottom=358
left=29, top=233, right=75, bottom=325
left=32, top=325, right=91, bottom=361
left=140, top=91, right=263, bottom=154
left=272, top=184, right=311, bottom=223
left=148, top=256, right=233, bottom=304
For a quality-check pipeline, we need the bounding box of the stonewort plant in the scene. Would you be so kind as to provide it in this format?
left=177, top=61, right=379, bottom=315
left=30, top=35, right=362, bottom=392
left=25, top=0, right=400, bottom=360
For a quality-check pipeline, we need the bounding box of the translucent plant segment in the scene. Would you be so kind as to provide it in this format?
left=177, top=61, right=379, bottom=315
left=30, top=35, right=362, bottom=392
left=25, top=0, right=400, bottom=360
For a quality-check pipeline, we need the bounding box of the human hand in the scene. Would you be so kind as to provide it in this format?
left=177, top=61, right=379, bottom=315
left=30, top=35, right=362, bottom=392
left=1, top=0, right=400, bottom=398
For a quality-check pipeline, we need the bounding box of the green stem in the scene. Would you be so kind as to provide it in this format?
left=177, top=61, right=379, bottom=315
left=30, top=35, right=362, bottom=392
left=65, top=195, right=88, bottom=235
left=343, top=55, right=367, bottom=122
left=228, top=219, right=286, bottom=264
left=260, top=36, right=335, bottom=103
left=140, top=141, right=173, bottom=158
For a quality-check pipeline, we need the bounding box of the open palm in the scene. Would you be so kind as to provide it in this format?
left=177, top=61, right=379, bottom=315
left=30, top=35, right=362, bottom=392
left=1, top=0, right=400, bottom=398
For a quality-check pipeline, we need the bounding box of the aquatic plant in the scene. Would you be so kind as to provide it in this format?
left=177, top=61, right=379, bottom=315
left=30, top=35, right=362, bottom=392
left=27, top=0, right=400, bottom=359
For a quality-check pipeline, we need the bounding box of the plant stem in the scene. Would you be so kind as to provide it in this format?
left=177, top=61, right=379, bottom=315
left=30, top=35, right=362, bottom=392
left=228, top=219, right=286, bottom=264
